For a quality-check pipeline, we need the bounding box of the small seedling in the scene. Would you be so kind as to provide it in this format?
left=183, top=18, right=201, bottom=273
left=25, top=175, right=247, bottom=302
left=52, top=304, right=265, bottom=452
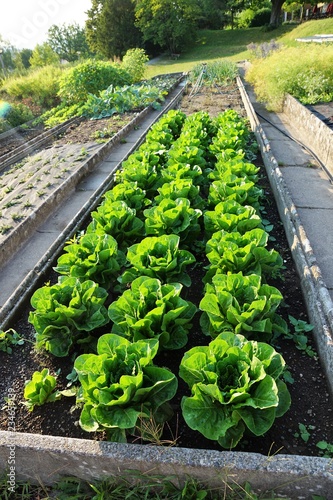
left=23, top=368, right=62, bottom=411
left=316, top=440, right=333, bottom=458
left=11, top=213, right=24, bottom=222
left=294, top=423, right=315, bottom=443
left=0, top=329, right=25, bottom=354
left=285, top=315, right=317, bottom=357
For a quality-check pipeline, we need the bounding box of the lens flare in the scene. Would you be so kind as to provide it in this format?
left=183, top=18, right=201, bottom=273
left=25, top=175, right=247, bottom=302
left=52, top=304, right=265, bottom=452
left=0, top=100, right=11, bottom=118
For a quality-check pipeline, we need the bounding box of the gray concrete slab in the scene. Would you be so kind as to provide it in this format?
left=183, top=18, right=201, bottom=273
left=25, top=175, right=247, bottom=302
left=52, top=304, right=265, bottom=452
left=280, top=166, right=333, bottom=208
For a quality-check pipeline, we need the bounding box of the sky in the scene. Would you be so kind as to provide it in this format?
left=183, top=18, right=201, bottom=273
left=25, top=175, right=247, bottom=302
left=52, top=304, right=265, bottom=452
left=0, top=0, right=93, bottom=49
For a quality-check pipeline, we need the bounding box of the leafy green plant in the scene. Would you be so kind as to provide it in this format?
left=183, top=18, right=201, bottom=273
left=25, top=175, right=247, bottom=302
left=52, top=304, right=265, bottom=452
left=87, top=200, right=144, bottom=251
left=204, top=228, right=283, bottom=283
left=204, top=200, right=262, bottom=236
left=283, top=315, right=317, bottom=357
left=122, top=48, right=149, bottom=83
left=316, top=440, right=333, bottom=458
left=294, top=423, right=315, bottom=443
left=200, top=272, right=288, bottom=341
left=118, top=234, right=196, bottom=287
left=144, top=197, right=202, bottom=248
left=74, top=334, right=177, bottom=441
left=108, top=276, right=197, bottom=350
left=84, top=82, right=167, bottom=120
left=115, top=151, right=163, bottom=198
left=28, top=277, right=109, bottom=357
left=0, top=328, right=25, bottom=354
left=102, top=181, right=150, bottom=215
left=58, top=59, right=131, bottom=105
left=53, top=233, right=125, bottom=290
left=208, top=175, right=263, bottom=211
left=179, top=332, right=291, bottom=449
left=189, top=60, right=238, bottom=86
left=154, top=178, right=204, bottom=210
left=23, top=368, right=61, bottom=411
left=209, top=152, right=259, bottom=183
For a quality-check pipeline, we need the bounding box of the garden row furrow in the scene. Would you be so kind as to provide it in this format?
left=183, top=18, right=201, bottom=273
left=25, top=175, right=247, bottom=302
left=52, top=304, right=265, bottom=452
left=25, top=107, right=292, bottom=449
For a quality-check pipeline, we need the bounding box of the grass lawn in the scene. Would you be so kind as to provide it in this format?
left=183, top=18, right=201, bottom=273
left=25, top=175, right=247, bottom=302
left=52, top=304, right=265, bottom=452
left=146, top=18, right=333, bottom=77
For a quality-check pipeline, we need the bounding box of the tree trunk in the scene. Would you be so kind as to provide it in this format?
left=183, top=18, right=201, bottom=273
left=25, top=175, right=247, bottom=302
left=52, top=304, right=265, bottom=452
left=270, top=0, right=285, bottom=27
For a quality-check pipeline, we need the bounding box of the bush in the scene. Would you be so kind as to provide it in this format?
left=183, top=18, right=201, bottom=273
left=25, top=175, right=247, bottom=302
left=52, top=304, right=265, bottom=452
left=237, top=9, right=255, bottom=28
left=250, top=8, right=272, bottom=27
left=58, top=59, right=132, bottom=105
left=245, top=44, right=333, bottom=110
left=0, top=65, right=63, bottom=109
left=122, top=48, right=149, bottom=83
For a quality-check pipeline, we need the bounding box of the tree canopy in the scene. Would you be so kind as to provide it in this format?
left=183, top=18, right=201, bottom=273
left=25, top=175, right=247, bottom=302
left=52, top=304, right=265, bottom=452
left=47, top=23, right=92, bottom=62
left=134, top=0, right=202, bottom=54
left=85, top=0, right=143, bottom=59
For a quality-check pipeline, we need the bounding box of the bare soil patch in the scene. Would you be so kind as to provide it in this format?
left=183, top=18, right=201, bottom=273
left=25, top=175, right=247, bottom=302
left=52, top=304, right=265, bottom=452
left=1, top=83, right=333, bottom=458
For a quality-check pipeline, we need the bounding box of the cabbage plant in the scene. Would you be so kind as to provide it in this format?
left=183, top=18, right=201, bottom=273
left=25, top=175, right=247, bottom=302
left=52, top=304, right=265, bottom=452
left=119, top=234, right=196, bottom=287
left=144, top=197, right=202, bottom=247
left=108, top=276, right=197, bottom=350
left=208, top=176, right=263, bottom=211
left=204, top=228, right=283, bottom=283
left=179, top=332, right=291, bottom=449
left=200, top=272, right=288, bottom=341
left=53, top=233, right=125, bottom=290
left=74, top=334, right=178, bottom=442
left=204, top=200, right=261, bottom=235
left=29, top=277, right=109, bottom=357
left=86, top=200, right=144, bottom=250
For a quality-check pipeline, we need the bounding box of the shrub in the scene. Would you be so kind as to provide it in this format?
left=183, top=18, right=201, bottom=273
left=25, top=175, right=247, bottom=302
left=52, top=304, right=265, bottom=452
left=122, top=48, right=149, bottom=83
left=246, top=44, right=333, bottom=110
left=237, top=9, right=255, bottom=28
left=250, top=8, right=272, bottom=27
left=58, top=59, right=132, bottom=105
left=0, top=65, right=63, bottom=109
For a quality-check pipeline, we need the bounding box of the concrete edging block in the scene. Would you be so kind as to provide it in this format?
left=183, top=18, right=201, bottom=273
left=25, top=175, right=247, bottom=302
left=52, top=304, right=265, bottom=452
left=0, top=431, right=332, bottom=498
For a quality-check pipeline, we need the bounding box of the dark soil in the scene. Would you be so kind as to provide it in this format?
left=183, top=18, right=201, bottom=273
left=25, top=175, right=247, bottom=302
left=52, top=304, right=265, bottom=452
left=0, top=113, right=138, bottom=159
left=1, top=82, right=333, bottom=458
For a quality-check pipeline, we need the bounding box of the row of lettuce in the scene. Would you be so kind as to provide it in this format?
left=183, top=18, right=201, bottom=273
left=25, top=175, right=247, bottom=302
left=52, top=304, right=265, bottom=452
left=25, top=108, right=291, bottom=448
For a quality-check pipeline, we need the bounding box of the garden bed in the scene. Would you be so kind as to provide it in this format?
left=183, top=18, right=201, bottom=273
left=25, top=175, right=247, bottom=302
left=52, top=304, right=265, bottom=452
left=1, top=80, right=333, bottom=497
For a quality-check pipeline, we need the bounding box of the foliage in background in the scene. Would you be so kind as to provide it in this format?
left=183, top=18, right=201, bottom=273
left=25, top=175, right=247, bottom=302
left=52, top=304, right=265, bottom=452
left=47, top=22, right=93, bottom=62
left=246, top=44, right=333, bottom=110
left=29, top=42, right=60, bottom=68
left=135, top=0, right=201, bottom=54
left=86, top=0, right=143, bottom=59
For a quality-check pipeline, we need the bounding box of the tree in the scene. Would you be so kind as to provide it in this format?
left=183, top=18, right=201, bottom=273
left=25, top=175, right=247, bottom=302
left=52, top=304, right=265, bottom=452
left=85, top=0, right=142, bottom=59
left=269, top=0, right=286, bottom=25
left=195, top=0, right=226, bottom=29
left=47, top=23, right=92, bottom=62
left=29, top=43, right=60, bottom=68
left=135, top=0, right=201, bottom=54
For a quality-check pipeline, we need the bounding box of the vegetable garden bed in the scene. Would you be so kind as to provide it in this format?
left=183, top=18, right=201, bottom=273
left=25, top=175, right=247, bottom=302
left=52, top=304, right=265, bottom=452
left=1, top=80, right=333, bottom=497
